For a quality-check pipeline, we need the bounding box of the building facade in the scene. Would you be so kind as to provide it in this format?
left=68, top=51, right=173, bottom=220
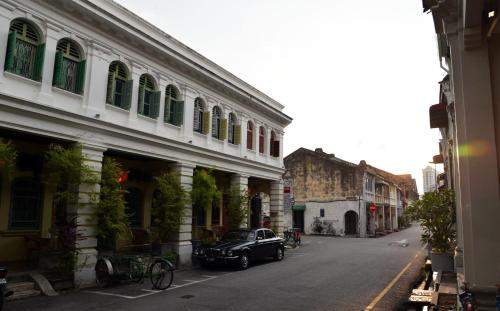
left=283, top=148, right=418, bottom=238
left=422, top=165, right=437, bottom=193
left=0, top=0, right=291, bottom=287
left=424, top=0, right=500, bottom=307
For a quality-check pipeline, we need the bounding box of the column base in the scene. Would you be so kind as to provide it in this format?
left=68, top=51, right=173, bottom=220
left=173, top=241, right=192, bottom=267
left=73, top=248, right=98, bottom=288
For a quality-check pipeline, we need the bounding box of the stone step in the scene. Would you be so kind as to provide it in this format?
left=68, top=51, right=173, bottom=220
left=5, top=289, right=41, bottom=301
left=7, top=281, right=35, bottom=292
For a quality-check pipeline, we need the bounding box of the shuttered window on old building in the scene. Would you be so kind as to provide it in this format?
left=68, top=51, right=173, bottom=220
left=212, top=106, right=224, bottom=139
left=138, top=74, right=160, bottom=119
left=193, top=97, right=204, bottom=133
left=53, top=38, right=86, bottom=94
left=247, top=121, right=254, bottom=150
left=270, top=130, right=280, bottom=157
left=106, top=61, right=132, bottom=109
left=5, top=19, right=45, bottom=81
left=165, top=85, right=184, bottom=126
left=228, top=113, right=240, bottom=145
left=259, top=126, right=265, bottom=154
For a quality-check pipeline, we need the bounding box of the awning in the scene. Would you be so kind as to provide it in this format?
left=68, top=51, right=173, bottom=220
left=291, top=205, right=306, bottom=211
left=429, top=103, right=448, bottom=128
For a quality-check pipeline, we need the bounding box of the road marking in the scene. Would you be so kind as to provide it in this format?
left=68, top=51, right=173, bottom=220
left=364, top=247, right=424, bottom=311
left=83, top=275, right=219, bottom=299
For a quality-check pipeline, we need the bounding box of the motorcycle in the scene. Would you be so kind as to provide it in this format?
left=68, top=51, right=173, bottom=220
left=0, top=267, right=13, bottom=311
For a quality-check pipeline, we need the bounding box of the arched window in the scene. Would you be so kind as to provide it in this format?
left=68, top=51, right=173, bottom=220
left=270, top=130, right=280, bottom=157
left=125, top=187, right=143, bottom=227
left=193, top=98, right=204, bottom=133
left=106, top=61, right=132, bottom=109
left=259, top=126, right=265, bottom=154
left=5, top=19, right=45, bottom=81
left=165, top=85, right=184, bottom=126
left=9, top=178, right=43, bottom=230
left=212, top=106, right=223, bottom=139
left=228, top=113, right=238, bottom=144
left=53, top=38, right=86, bottom=94
left=138, top=74, right=160, bottom=119
left=247, top=121, right=254, bottom=150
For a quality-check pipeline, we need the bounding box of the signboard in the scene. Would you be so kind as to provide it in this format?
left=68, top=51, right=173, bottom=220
left=284, top=187, right=290, bottom=193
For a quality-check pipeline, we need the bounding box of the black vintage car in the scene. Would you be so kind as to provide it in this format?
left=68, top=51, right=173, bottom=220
left=193, top=228, right=285, bottom=270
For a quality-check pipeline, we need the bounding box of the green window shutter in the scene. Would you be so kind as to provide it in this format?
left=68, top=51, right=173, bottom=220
left=33, top=43, right=45, bottom=81
left=164, top=96, right=171, bottom=122
left=75, top=59, right=86, bottom=94
left=4, top=31, right=16, bottom=72
left=234, top=125, right=241, bottom=145
left=106, top=71, right=114, bottom=105
left=52, top=50, right=64, bottom=87
left=202, top=111, right=210, bottom=135
left=220, top=118, right=227, bottom=140
left=137, top=84, right=144, bottom=114
left=151, top=91, right=161, bottom=118
left=175, top=100, right=184, bottom=126
left=122, top=79, right=133, bottom=110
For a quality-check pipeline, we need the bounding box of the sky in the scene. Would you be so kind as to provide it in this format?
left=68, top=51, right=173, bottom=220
left=115, top=0, right=445, bottom=193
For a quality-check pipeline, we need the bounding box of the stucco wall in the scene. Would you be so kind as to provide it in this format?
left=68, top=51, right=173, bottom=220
left=303, top=201, right=361, bottom=236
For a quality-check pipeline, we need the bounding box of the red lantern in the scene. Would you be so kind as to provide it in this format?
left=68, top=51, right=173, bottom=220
left=117, top=171, right=128, bottom=184
left=369, top=203, right=377, bottom=213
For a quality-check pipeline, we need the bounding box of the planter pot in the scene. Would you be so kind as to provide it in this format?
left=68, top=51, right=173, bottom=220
left=431, top=251, right=454, bottom=272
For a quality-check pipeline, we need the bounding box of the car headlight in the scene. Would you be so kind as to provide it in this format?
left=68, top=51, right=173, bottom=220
left=227, top=250, right=233, bottom=257
left=221, top=249, right=226, bottom=256
left=193, top=249, right=199, bottom=255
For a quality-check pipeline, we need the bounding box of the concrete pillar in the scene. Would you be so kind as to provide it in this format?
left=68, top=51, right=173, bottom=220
left=169, top=162, right=195, bottom=267
left=68, top=143, right=105, bottom=288
left=84, top=42, right=111, bottom=117
left=230, top=174, right=249, bottom=229
left=270, top=179, right=284, bottom=236
left=358, top=199, right=367, bottom=238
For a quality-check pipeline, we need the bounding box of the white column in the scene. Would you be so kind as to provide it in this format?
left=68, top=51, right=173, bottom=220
left=169, top=162, right=195, bottom=266
left=36, top=24, right=59, bottom=106
left=84, top=42, right=111, bottom=117
left=230, top=174, right=249, bottom=228
left=270, top=179, right=284, bottom=236
left=69, top=143, right=106, bottom=288
left=126, top=62, right=142, bottom=127
left=180, top=85, right=196, bottom=139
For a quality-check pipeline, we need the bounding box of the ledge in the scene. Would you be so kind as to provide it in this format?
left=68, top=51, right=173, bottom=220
left=3, top=71, right=42, bottom=87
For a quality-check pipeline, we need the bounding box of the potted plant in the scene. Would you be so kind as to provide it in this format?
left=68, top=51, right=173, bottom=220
left=96, top=157, right=131, bottom=253
left=0, top=139, right=17, bottom=177
left=151, top=171, right=187, bottom=261
left=226, top=187, right=249, bottom=230
left=190, top=169, right=221, bottom=243
left=405, top=189, right=456, bottom=272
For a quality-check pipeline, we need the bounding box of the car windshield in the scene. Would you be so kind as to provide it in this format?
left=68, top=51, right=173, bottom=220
left=222, top=230, right=255, bottom=241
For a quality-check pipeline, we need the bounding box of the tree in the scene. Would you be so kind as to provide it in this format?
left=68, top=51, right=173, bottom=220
left=226, top=187, right=248, bottom=229
left=191, top=169, right=221, bottom=211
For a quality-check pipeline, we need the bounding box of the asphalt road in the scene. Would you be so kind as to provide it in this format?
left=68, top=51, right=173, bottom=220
left=5, top=225, right=423, bottom=311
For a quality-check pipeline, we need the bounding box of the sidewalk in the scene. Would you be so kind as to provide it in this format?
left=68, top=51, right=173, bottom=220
left=368, top=248, right=427, bottom=310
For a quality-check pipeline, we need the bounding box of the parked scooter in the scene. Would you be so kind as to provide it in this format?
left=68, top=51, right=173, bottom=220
left=0, top=267, right=13, bottom=311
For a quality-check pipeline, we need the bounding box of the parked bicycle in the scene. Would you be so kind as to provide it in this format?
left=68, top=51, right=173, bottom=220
left=0, top=267, right=13, bottom=311
left=95, top=250, right=175, bottom=290
left=283, top=228, right=301, bottom=247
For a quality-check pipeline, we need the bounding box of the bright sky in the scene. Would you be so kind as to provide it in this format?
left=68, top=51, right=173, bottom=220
left=115, top=0, right=445, bottom=193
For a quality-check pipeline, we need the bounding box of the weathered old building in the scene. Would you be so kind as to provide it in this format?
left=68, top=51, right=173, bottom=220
left=284, top=148, right=418, bottom=238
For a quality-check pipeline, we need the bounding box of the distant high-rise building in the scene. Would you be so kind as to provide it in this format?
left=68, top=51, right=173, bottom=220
left=422, top=166, right=437, bottom=193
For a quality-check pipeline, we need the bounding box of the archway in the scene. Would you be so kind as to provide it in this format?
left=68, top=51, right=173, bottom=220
left=344, top=210, right=358, bottom=235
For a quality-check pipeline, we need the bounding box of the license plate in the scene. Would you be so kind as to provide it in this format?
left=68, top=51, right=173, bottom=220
left=0, top=279, right=6, bottom=284
left=207, top=258, right=215, bottom=262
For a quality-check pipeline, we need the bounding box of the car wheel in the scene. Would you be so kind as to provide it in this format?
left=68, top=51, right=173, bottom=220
left=274, top=247, right=284, bottom=261
left=239, top=253, right=249, bottom=270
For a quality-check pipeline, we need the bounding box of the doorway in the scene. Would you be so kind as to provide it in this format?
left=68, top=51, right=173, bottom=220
left=250, top=195, right=262, bottom=228
left=293, top=210, right=304, bottom=232
left=344, top=210, right=358, bottom=235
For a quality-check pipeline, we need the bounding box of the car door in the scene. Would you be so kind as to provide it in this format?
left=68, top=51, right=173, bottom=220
left=264, top=229, right=278, bottom=257
left=254, top=229, right=266, bottom=259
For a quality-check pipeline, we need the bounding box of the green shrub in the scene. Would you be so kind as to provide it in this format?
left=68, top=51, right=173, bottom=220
left=226, top=187, right=248, bottom=230
left=0, top=139, right=17, bottom=176
left=191, top=169, right=221, bottom=211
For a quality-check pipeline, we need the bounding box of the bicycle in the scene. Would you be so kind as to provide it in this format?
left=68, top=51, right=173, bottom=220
left=95, top=249, right=175, bottom=290
left=283, top=228, right=301, bottom=247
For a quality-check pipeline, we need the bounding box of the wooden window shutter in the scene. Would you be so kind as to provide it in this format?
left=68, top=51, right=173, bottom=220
left=75, top=59, right=86, bottom=95
left=234, top=125, right=241, bottom=145
left=164, top=96, right=171, bottom=122
left=33, top=43, right=45, bottom=81
left=272, top=140, right=280, bottom=157
left=4, top=31, right=16, bottom=72
left=106, top=71, right=114, bottom=105
left=122, top=79, right=133, bottom=110
left=151, top=91, right=161, bottom=118
left=202, top=111, right=210, bottom=135
left=52, top=50, right=64, bottom=87
left=138, top=84, right=145, bottom=114
left=220, top=118, right=227, bottom=140
left=174, top=100, right=184, bottom=126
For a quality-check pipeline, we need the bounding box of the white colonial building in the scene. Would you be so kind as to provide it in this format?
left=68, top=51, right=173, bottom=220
left=0, top=0, right=291, bottom=286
